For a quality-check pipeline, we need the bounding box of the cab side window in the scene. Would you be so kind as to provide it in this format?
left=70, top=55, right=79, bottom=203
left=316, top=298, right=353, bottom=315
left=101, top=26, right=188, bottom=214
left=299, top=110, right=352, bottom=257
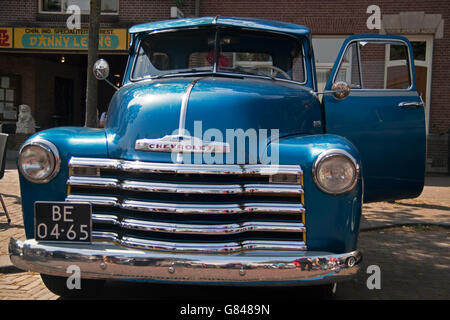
left=335, top=40, right=411, bottom=90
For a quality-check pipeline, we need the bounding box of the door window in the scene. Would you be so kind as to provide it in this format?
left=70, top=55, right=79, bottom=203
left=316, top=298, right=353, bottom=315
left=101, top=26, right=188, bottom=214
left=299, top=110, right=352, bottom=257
left=334, top=40, right=412, bottom=90
left=312, top=37, right=347, bottom=92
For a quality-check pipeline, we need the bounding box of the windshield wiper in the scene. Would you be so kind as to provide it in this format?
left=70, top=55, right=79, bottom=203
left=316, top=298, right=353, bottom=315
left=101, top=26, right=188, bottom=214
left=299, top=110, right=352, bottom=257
left=150, top=69, right=209, bottom=79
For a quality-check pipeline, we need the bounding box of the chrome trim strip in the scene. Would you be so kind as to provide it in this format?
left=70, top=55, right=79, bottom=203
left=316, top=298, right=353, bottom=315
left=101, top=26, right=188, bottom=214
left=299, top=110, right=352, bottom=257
left=121, top=200, right=239, bottom=214
left=68, top=157, right=303, bottom=176
left=67, top=176, right=120, bottom=188
left=66, top=195, right=120, bottom=207
left=92, top=232, right=307, bottom=253
left=68, top=177, right=303, bottom=195
left=178, top=78, right=204, bottom=136
left=356, top=41, right=364, bottom=89
left=92, top=213, right=306, bottom=235
left=66, top=195, right=305, bottom=214
left=349, top=90, right=418, bottom=97
left=238, top=183, right=304, bottom=195
left=9, top=238, right=361, bottom=285
left=121, top=181, right=244, bottom=194
left=122, top=200, right=305, bottom=214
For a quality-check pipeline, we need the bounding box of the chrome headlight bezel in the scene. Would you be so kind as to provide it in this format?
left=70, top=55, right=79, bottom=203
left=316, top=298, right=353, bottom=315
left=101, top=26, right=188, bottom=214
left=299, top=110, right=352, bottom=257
left=312, top=149, right=359, bottom=195
left=18, top=139, right=61, bottom=184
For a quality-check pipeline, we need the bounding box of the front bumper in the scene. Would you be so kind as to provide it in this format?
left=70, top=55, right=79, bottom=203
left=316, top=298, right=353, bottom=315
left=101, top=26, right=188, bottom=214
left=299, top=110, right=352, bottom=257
left=9, top=238, right=361, bottom=286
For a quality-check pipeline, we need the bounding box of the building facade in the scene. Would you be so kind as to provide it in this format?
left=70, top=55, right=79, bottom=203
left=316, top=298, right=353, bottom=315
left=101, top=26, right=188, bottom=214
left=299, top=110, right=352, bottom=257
left=0, top=0, right=448, bottom=173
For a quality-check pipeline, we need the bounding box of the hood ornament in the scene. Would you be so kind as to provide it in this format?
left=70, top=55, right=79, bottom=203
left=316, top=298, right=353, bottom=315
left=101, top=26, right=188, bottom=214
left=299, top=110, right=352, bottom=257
left=135, top=135, right=230, bottom=153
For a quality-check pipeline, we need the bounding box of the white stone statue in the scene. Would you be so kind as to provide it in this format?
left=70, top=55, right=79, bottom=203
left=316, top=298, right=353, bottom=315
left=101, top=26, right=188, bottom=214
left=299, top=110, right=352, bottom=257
left=16, top=104, right=35, bottom=134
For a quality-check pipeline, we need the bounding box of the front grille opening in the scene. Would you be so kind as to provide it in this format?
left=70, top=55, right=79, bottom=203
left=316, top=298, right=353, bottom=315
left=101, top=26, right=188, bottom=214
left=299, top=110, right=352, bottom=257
left=67, top=157, right=306, bottom=253
left=101, top=169, right=272, bottom=184
left=92, top=205, right=302, bottom=223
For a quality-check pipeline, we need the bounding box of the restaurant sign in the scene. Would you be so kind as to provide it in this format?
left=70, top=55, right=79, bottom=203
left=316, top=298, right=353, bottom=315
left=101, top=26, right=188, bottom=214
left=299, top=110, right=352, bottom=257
left=0, top=27, right=128, bottom=51
left=0, top=28, right=13, bottom=49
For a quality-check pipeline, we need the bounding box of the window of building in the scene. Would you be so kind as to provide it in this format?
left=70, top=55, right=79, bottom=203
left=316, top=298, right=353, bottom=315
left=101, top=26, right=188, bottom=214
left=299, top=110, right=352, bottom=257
left=0, top=74, right=21, bottom=122
left=40, top=0, right=118, bottom=14
left=312, top=37, right=347, bottom=93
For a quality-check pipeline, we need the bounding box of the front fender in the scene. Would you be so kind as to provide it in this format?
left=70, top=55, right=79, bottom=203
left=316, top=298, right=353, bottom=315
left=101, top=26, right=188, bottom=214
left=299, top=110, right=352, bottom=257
left=18, top=127, right=108, bottom=239
left=267, top=134, right=363, bottom=253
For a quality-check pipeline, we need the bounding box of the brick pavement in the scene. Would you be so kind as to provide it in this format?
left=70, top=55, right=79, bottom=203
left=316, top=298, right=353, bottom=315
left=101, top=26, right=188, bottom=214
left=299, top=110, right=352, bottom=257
left=0, top=162, right=449, bottom=300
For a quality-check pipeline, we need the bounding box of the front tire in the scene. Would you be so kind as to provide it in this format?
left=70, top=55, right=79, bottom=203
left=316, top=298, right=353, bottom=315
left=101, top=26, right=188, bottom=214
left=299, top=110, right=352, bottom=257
left=41, top=274, right=105, bottom=299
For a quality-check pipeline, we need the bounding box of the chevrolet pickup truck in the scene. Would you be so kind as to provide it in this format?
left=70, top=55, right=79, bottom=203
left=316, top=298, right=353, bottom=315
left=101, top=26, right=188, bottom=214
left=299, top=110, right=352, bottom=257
left=8, top=16, right=425, bottom=298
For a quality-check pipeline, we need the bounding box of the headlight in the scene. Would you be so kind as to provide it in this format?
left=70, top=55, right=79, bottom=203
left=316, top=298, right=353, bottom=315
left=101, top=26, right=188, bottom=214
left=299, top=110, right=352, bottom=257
left=312, top=149, right=359, bottom=195
left=18, top=139, right=60, bottom=183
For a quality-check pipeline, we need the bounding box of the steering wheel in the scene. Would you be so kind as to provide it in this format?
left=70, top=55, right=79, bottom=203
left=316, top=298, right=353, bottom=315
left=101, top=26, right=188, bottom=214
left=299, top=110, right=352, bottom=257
left=247, top=65, right=291, bottom=80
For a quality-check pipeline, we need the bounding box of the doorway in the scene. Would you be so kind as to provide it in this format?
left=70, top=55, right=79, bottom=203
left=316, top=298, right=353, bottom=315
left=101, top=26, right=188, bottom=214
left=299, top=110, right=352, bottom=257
left=54, top=77, right=74, bottom=127
left=406, top=35, right=433, bottom=134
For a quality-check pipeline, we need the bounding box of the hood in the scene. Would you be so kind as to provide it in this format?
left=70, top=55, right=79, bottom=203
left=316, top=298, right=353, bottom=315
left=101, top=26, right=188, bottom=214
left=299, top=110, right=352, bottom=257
left=105, top=76, right=323, bottom=163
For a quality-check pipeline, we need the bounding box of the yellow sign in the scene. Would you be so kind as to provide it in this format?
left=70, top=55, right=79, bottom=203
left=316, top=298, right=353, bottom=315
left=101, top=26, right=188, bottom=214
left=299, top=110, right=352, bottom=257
left=13, top=28, right=127, bottom=51
left=0, top=28, right=13, bottom=49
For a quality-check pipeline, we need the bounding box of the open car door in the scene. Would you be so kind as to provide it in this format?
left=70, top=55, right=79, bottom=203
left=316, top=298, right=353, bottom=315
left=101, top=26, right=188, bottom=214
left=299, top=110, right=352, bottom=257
left=323, top=35, right=426, bottom=202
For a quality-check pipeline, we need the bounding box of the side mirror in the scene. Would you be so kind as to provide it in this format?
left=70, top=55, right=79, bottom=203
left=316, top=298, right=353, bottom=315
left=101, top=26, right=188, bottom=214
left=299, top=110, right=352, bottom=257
left=93, top=59, right=119, bottom=91
left=93, top=59, right=110, bottom=80
left=331, top=81, right=351, bottom=100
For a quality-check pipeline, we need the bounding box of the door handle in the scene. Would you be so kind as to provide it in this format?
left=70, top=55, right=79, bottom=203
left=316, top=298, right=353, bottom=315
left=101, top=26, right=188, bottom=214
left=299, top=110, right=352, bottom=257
left=398, top=101, right=424, bottom=108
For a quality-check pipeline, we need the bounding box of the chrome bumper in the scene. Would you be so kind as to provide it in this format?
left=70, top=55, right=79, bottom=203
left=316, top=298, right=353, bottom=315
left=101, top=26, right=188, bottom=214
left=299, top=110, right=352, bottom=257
left=9, top=238, right=361, bottom=286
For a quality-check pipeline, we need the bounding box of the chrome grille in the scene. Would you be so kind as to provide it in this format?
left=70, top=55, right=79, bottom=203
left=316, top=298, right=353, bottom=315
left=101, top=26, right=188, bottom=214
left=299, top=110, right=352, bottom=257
left=66, top=157, right=306, bottom=253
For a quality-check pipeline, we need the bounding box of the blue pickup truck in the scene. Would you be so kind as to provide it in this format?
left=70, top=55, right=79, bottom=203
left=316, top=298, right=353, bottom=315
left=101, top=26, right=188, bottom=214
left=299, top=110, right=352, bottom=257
left=8, top=17, right=425, bottom=298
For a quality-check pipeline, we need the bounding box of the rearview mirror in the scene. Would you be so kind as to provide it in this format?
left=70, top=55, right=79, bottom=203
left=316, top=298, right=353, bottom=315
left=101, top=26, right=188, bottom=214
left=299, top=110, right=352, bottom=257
left=331, top=81, right=351, bottom=100
left=93, top=59, right=110, bottom=80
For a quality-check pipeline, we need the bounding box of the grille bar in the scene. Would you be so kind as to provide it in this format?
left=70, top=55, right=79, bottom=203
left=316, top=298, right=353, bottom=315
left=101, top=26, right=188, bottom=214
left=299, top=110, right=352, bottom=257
left=67, top=176, right=303, bottom=195
left=69, top=157, right=303, bottom=176
left=66, top=194, right=305, bottom=215
left=92, top=213, right=306, bottom=235
left=93, top=231, right=307, bottom=253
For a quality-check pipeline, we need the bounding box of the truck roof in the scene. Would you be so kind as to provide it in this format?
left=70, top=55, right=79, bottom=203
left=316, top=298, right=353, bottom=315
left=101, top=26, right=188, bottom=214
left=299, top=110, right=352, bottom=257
left=128, top=16, right=311, bottom=38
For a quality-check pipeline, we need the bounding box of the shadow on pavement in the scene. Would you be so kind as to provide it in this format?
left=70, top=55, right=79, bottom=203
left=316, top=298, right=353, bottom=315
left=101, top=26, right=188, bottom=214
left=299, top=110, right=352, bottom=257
left=56, top=227, right=449, bottom=300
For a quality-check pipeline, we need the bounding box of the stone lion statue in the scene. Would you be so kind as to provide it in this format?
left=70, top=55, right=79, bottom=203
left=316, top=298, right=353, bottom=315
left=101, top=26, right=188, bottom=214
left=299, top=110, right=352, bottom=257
left=16, top=104, right=35, bottom=134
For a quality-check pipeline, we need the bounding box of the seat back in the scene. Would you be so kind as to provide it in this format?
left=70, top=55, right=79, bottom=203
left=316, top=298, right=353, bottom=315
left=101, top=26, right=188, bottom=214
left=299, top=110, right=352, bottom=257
left=0, top=133, right=8, bottom=180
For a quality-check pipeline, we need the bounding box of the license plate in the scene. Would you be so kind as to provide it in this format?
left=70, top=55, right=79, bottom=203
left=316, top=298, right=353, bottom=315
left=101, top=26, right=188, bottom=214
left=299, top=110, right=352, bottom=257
left=34, top=202, right=92, bottom=243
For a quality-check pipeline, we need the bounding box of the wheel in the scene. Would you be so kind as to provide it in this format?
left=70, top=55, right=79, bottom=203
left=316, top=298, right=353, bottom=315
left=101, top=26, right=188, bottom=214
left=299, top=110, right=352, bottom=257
left=41, top=274, right=105, bottom=299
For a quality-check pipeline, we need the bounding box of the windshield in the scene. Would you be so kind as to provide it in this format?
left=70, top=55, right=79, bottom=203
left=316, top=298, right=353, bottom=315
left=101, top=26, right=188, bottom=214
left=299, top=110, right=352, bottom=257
left=132, top=27, right=305, bottom=82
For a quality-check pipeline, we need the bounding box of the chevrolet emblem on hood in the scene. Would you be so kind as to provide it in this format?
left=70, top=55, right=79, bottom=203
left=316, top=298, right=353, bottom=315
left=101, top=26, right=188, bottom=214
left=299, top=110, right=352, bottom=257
left=135, top=135, right=230, bottom=153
